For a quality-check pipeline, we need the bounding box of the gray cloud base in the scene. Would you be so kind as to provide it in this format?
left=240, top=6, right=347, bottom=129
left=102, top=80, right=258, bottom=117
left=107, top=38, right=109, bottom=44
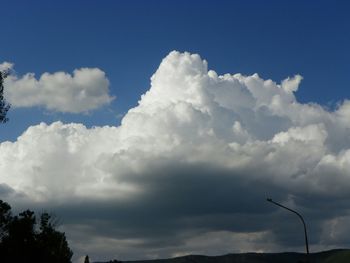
left=1, top=51, right=350, bottom=262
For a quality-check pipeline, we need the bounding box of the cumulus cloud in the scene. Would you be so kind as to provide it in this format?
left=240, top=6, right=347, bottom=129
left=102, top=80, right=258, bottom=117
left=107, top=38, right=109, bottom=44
left=2, top=64, right=114, bottom=113
left=0, top=61, right=14, bottom=72
left=1, top=51, right=350, bottom=261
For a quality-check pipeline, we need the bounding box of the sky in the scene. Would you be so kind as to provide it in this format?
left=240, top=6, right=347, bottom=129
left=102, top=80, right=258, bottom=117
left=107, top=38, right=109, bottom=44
left=1, top=0, right=350, bottom=262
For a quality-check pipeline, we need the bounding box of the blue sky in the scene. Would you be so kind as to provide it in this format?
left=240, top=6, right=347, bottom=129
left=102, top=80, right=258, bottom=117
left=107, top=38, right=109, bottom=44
left=1, top=0, right=350, bottom=141
left=2, top=1, right=350, bottom=262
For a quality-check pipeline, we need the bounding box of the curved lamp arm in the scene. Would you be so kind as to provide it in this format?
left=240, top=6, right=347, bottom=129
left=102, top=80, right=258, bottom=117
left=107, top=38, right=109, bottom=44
left=267, top=198, right=310, bottom=261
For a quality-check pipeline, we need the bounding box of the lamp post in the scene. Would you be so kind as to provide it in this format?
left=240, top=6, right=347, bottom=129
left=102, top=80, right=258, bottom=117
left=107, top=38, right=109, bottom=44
left=267, top=198, right=310, bottom=263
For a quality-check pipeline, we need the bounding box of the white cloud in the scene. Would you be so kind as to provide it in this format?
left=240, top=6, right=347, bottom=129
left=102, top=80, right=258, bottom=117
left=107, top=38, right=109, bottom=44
left=281, top=75, right=303, bottom=93
left=1, top=51, right=350, bottom=260
left=0, top=61, right=14, bottom=72
left=3, top=65, right=114, bottom=113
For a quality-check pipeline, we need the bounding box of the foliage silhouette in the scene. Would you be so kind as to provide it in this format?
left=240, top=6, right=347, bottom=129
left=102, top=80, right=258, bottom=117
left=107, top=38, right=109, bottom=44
left=0, top=70, right=10, bottom=123
left=0, top=200, right=73, bottom=263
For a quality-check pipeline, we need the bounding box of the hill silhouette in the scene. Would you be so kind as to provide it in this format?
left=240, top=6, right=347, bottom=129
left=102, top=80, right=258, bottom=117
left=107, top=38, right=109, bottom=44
left=95, top=249, right=350, bottom=263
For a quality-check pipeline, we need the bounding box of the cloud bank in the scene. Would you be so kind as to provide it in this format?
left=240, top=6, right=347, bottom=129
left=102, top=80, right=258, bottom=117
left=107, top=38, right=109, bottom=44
left=1, top=62, right=114, bottom=113
left=1, top=51, right=350, bottom=261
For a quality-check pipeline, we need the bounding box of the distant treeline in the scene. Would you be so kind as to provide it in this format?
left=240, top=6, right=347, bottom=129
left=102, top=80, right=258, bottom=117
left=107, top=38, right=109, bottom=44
left=95, top=249, right=350, bottom=263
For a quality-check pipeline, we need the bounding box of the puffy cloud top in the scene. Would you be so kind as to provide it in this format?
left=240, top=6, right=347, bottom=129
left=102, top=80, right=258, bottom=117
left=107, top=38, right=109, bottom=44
left=0, top=61, right=14, bottom=72
left=3, top=65, right=114, bottom=113
left=1, top=51, right=350, bottom=260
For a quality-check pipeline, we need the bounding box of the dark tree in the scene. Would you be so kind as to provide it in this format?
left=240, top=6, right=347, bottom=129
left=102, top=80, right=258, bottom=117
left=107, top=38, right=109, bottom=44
left=37, top=212, right=73, bottom=263
left=0, top=200, right=12, bottom=241
left=0, top=70, right=10, bottom=123
left=0, top=200, right=73, bottom=263
left=5, top=210, right=37, bottom=262
left=84, top=255, right=90, bottom=263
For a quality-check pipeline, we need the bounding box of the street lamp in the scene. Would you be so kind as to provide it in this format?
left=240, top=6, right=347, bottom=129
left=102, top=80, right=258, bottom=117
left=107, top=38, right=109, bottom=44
left=267, top=198, right=310, bottom=262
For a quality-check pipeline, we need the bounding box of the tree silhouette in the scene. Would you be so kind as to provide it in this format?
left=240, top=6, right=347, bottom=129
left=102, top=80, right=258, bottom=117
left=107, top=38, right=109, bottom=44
left=0, top=200, right=11, bottom=241
left=0, top=200, right=73, bottom=263
left=37, top=212, right=73, bottom=263
left=0, top=70, right=10, bottom=123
